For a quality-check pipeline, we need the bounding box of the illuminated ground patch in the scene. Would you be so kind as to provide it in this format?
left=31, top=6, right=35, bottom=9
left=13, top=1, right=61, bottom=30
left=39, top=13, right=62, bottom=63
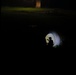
left=45, top=32, right=62, bottom=48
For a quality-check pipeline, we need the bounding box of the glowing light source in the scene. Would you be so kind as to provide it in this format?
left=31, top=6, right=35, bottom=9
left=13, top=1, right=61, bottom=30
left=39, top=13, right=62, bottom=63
left=36, top=0, right=41, bottom=8
left=45, top=32, right=62, bottom=47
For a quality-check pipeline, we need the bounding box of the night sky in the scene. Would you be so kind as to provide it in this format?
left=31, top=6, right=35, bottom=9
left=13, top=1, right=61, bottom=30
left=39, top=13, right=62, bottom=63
left=1, top=0, right=76, bottom=10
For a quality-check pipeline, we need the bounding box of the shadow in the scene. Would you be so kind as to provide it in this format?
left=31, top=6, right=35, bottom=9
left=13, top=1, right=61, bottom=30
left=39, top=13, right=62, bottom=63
left=45, top=37, right=54, bottom=50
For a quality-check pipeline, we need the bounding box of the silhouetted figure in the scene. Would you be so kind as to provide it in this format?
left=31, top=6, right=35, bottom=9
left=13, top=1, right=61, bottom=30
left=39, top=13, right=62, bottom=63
left=48, top=37, right=53, bottom=48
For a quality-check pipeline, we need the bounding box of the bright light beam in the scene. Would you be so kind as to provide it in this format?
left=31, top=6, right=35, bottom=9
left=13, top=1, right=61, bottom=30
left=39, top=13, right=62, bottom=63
left=45, top=32, right=62, bottom=47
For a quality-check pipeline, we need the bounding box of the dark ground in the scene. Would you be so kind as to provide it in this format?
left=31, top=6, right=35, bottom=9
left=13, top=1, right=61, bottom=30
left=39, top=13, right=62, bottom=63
left=1, top=9, right=76, bottom=69
left=1, top=10, right=76, bottom=72
left=1, top=10, right=76, bottom=50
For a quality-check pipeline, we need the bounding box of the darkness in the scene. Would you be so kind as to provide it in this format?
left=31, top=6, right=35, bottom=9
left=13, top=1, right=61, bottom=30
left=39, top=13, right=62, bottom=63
left=1, top=0, right=76, bottom=73
left=3, top=72, right=20, bottom=75
left=1, top=0, right=76, bottom=51
left=1, top=0, right=76, bottom=10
